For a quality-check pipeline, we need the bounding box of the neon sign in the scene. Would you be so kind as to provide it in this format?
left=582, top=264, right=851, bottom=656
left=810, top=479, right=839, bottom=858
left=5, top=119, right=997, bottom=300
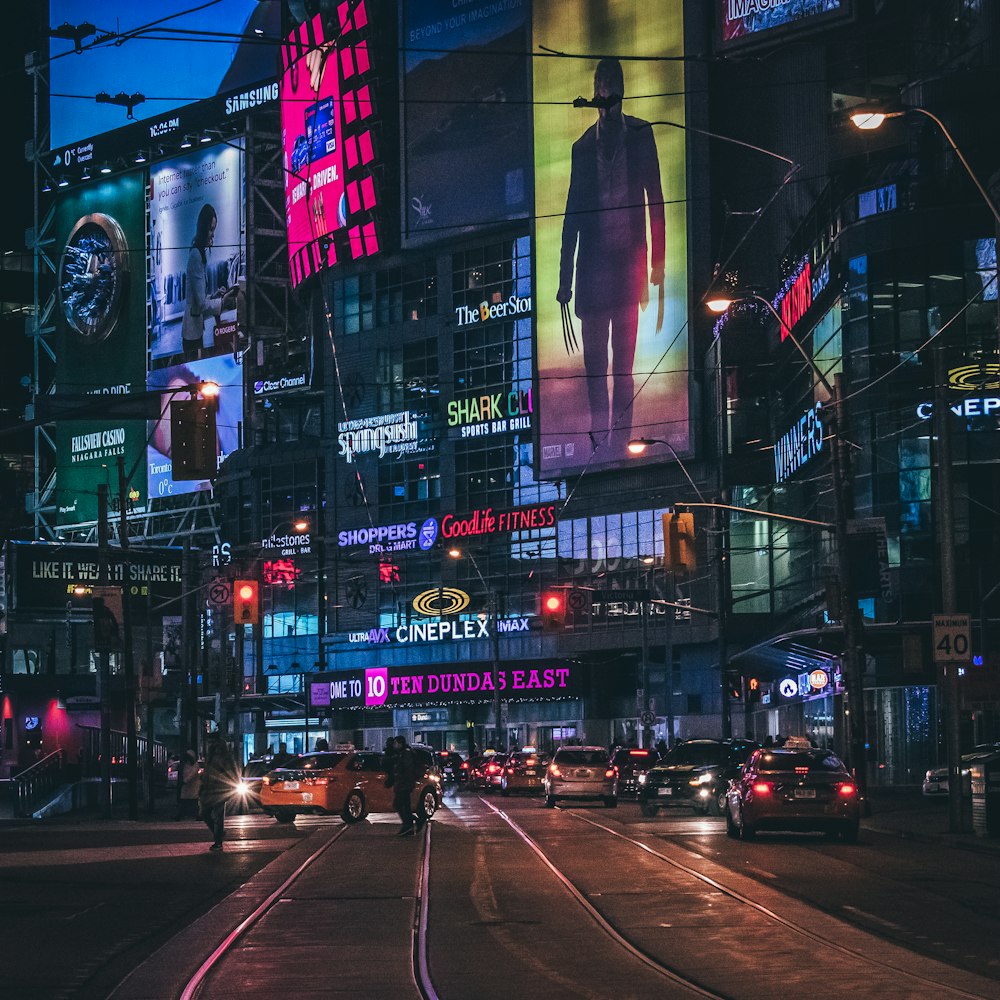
left=447, top=387, right=533, bottom=439
left=774, top=402, right=824, bottom=483
left=775, top=258, right=811, bottom=340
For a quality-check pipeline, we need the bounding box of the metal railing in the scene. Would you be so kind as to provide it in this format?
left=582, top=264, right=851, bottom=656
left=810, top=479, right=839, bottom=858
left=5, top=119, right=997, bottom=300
left=12, top=749, right=65, bottom=818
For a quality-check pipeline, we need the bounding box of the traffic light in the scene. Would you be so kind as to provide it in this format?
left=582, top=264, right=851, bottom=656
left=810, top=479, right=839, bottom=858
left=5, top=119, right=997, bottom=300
left=662, top=511, right=696, bottom=572
left=171, top=397, right=218, bottom=481
left=725, top=671, right=743, bottom=702
left=540, top=591, right=566, bottom=631
left=233, top=579, right=260, bottom=625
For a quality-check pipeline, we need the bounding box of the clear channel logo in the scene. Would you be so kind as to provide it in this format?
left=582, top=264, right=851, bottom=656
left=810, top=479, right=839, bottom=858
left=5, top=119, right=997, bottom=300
left=419, top=517, right=439, bottom=550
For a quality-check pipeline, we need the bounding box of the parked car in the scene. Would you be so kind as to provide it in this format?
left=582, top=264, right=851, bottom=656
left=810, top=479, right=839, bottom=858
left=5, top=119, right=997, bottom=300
left=500, top=749, right=550, bottom=795
left=725, top=742, right=860, bottom=841
left=260, top=749, right=442, bottom=824
left=611, top=747, right=657, bottom=795
left=543, top=746, right=617, bottom=807
left=923, top=743, right=1000, bottom=796
left=638, top=738, right=759, bottom=816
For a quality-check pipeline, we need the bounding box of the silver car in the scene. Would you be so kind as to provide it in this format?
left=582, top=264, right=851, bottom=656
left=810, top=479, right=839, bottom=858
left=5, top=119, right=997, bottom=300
left=544, top=746, right=618, bottom=808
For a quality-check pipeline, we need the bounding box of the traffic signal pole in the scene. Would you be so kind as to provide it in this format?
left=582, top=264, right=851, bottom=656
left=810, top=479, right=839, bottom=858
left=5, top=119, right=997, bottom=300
left=97, top=484, right=112, bottom=819
left=117, top=457, right=139, bottom=821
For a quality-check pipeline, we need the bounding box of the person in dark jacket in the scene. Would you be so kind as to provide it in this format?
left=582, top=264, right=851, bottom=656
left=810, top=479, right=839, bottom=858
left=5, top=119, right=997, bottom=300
left=198, top=734, right=241, bottom=851
left=557, top=57, right=665, bottom=457
left=385, top=735, right=418, bottom=836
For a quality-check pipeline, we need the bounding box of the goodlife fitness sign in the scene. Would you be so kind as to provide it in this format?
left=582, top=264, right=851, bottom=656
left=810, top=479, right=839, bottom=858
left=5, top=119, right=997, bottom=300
left=337, top=503, right=559, bottom=552
left=308, top=660, right=579, bottom=710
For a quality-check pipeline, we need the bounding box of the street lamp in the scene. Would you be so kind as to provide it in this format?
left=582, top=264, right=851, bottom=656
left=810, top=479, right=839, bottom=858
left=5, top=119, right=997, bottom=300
left=448, top=547, right=503, bottom=753
left=847, top=102, right=1000, bottom=226
left=707, top=290, right=870, bottom=809
left=626, top=437, right=720, bottom=742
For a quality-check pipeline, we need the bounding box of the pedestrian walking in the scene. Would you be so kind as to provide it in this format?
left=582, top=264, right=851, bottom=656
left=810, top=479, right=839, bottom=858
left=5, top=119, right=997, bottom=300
left=314, top=737, right=329, bottom=752
left=176, top=749, right=201, bottom=820
left=385, top=735, right=418, bottom=836
left=199, top=733, right=240, bottom=851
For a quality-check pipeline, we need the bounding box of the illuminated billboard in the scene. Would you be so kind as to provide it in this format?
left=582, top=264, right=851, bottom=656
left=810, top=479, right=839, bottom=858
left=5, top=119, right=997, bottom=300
left=49, top=1, right=280, bottom=151
left=533, top=1, right=690, bottom=478
left=53, top=172, right=148, bottom=525
left=280, top=6, right=380, bottom=288
left=149, top=143, right=245, bottom=360
left=400, top=0, right=532, bottom=245
left=146, top=353, right=243, bottom=499
left=718, top=0, right=850, bottom=50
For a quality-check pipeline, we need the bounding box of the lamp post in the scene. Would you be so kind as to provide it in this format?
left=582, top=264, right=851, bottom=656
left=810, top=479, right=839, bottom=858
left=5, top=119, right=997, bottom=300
left=448, top=547, right=503, bottom=753
left=625, top=437, right=710, bottom=744
left=851, top=99, right=998, bottom=832
left=705, top=291, right=870, bottom=810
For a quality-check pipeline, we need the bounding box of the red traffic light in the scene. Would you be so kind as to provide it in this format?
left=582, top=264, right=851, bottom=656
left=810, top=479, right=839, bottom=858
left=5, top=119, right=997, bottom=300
left=544, top=594, right=564, bottom=613
left=233, top=579, right=260, bottom=625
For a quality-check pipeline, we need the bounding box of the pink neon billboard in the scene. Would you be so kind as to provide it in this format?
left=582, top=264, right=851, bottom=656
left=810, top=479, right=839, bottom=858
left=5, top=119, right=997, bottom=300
left=281, top=15, right=345, bottom=287
left=281, top=6, right=380, bottom=288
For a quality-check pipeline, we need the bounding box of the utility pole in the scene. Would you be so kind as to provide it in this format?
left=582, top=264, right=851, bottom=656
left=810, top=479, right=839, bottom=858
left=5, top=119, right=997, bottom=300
left=934, top=345, right=966, bottom=833
left=182, top=541, right=199, bottom=752
left=830, top=374, right=871, bottom=813
left=97, top=484, right=112, bottom=819
left=488, top=590, right=503, bottom=753
left=117, top=457, right=139, bottom=820
left=716, top=498, right=732, bottom=740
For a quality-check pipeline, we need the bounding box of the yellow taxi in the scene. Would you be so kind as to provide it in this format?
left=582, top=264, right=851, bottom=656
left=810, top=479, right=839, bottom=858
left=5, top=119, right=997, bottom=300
left=261, top=748, right=441, bottom=824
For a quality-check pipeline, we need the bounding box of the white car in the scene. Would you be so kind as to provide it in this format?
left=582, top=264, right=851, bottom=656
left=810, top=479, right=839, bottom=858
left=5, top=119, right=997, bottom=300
left=922, top=744, right=1000, bottom=796
left=544, top=746, right=618, bottom=807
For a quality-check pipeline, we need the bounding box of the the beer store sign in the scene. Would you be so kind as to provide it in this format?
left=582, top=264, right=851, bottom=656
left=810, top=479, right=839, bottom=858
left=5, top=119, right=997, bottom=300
left=454, top=293, right=532, bottom=328
left=308, top=660, right=580, bottom=710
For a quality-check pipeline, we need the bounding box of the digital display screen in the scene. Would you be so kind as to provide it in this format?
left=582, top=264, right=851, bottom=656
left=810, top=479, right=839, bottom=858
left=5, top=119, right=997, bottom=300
left=146, top=353, right=243, bottom=499
left=718, top=0, right=849, bottom=49
left=280, top=14, right=346, bottom=287
left=53, top=171, right=148, bottom=525
left=400, top=0, right=532, bottom=245
left=49, top=1, right=279, bottom=150
left=149, top=143, right=245, bottom=361
left=533, top=0, right=690, bottom=477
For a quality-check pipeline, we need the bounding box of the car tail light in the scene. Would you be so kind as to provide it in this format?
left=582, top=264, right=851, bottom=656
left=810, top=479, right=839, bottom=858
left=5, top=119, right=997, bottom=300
left=461, top=762, right=469, bottom=769
left=549, top=764, right=561, bottom=777
left=837, top=782, right=857, bottom=797
left=795, top=766, right=809, bottom=775
left=310, top=777, right=329, bottom=786
left=605, top=769, right=615, bottom=779
left=752, top=781, right=773, bottom=795
left=487, top=763, right=499, bottom=774
left=262, top=776, right=271, bottom=785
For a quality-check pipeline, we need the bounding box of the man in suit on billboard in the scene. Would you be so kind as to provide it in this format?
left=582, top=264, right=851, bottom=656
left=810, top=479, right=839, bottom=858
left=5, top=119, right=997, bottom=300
left=557, top=58, right=665, bottom=457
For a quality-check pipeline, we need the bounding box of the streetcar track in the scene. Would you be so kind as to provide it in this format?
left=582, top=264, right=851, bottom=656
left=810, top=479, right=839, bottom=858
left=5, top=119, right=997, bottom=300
left=178, top=823, right=351, bottom=1000
left=479, top=797, right=727, bottom=1000
left=564, top=808, right=991, bottom=1000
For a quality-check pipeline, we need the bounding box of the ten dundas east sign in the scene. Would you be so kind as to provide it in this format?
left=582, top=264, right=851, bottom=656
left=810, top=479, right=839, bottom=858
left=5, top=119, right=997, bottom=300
left=309, top=660, right=580, bottom=710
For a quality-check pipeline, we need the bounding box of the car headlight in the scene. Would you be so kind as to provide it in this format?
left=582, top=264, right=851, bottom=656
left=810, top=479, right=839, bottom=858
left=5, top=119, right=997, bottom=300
left=689, top=773, right=714, bottom=786
left=637, top=773, right=647, bottom=785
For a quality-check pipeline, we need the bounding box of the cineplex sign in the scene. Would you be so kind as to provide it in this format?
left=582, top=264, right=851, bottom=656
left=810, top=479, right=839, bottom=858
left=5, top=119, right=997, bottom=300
left=345, top=616, right=530, bottom=646
left=308, top=661, right=580, bottom=709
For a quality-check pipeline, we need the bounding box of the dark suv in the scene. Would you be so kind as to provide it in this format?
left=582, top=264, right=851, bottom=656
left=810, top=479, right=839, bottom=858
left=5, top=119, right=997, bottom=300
left=611, top=747, right=658, bottom=795
left=638, top=738, right=759, bottom=816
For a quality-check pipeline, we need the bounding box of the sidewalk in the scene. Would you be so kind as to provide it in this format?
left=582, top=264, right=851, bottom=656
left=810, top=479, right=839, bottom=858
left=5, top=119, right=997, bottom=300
left=863, top=786, right=1000, bottom=852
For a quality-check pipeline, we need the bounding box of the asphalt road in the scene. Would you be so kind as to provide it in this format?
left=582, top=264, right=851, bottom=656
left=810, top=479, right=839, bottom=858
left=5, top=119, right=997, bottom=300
left=3, top=789, right=1000, bottom=1000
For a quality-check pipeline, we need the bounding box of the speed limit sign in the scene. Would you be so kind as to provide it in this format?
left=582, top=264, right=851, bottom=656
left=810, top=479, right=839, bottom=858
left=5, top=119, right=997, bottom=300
left=932, top=614, right=971, bottom=664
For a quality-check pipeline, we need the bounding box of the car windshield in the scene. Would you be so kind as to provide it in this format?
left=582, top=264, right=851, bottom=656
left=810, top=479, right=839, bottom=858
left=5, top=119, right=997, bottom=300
left=556, top=750, right=608, bottom=766
left=755, top=751, right=846, bottom=773
left=661, top=744, right=729, bottom=767
left=300, top=753, right=346, bottom=770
